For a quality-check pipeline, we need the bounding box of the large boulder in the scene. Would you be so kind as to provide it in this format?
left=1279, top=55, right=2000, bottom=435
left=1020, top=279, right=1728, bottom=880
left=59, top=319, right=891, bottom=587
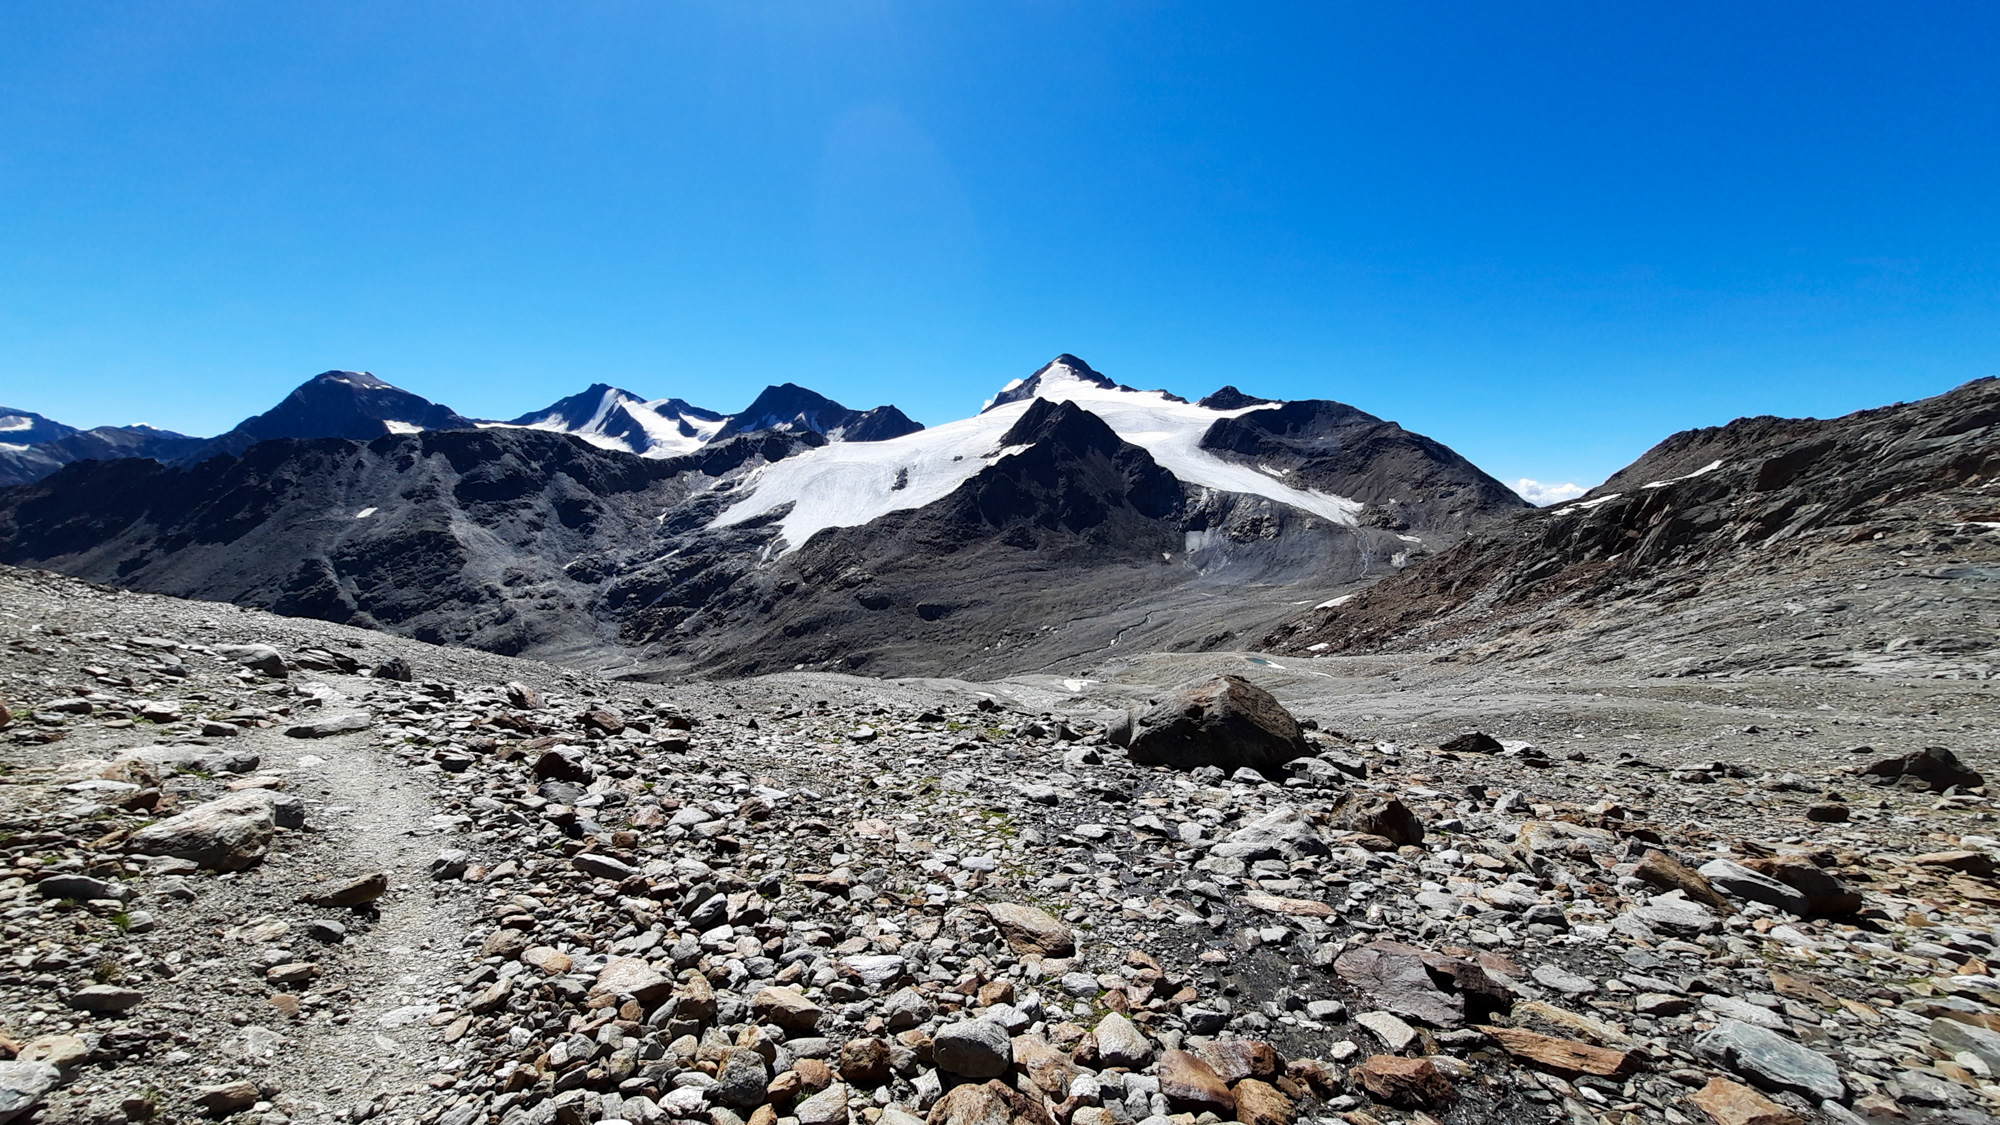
left=1861, top=746, right=1983, bottom=792
left=1119, top=675, right=1309, bottom=774
left=124, top=791, right=276, bottom=871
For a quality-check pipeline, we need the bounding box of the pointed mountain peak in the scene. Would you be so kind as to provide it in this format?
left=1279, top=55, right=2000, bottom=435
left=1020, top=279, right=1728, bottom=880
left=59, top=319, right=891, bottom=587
left=986, top=354, right=1188, bottom=411
left=307, top=370, right=394, bottom=390
left=1198, top=385, right=1276, bottom=410
left=712, top=384, right=921, bottom=444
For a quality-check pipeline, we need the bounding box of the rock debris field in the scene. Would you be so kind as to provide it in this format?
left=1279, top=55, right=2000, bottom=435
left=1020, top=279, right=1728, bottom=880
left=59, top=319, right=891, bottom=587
left=2, top=565, right=1999, bottom=1125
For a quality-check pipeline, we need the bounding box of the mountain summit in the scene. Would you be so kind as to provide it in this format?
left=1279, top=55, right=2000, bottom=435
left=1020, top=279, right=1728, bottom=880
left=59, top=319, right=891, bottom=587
left=183, top=371, right=477, bottom=462
left=708, top=383, right=923, bottom=444
left=505, top=384, right=726, bottom=458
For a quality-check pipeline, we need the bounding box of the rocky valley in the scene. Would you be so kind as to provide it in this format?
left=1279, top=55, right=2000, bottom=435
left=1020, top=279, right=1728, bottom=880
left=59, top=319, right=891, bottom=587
left=0, top=363, right=1995, bottom=1125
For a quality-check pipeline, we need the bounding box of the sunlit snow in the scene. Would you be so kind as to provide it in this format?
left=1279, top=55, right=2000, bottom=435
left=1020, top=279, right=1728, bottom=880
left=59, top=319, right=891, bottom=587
left=494, top=388, right=721, bottom=457
left=711, top=359, right=1363, bottom=552
left=382, top=421, right=423, bottom=435
left=1641, top=459, right=1723, bottom=489
left=0, top=416, right=31, bottom=432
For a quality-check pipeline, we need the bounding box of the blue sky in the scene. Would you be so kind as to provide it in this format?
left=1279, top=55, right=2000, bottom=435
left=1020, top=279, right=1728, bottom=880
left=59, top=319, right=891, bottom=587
left=1, top=3, right=1995, bottom=494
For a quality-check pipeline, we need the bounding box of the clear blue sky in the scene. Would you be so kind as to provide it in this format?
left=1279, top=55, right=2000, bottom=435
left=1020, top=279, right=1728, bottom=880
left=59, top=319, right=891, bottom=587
left=2, top=3, right=1995, bottom=491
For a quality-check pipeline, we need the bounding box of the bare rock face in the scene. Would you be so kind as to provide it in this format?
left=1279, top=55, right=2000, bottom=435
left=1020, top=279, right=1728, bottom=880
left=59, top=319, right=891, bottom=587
left=123, top=791, right=276, bottom=871
left=1119, top=675, right=1309, bottom=774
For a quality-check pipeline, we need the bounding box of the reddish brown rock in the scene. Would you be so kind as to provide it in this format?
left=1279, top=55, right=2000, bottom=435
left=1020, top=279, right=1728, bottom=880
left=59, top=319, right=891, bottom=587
left=1198, top=1039, right=1284, bottom=1083
left=1352, top=1055, right=1457, bottom=1111
left=1476, top=1027, right=1639, bottom=1078
left=1634, top=850, right=1733, bottom=914
left=1232, top=1079, right=1295, bottom=1125
left=1690, top=1077, right=1807, bottom=1125
left=926, top=1078, right=1052, bottom=1125
left=839, top=1037, right=891, bottom=1087
left=1156, top=1050, right=1234, bottom=1115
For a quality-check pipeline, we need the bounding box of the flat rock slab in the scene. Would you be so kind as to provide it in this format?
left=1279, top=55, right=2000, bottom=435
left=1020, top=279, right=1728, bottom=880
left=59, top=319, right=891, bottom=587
left=0, top=1060, right=61, bottom=1125
left=1334, top=942, right=1464, bottom=1028
left=1354, top=1010, right=1419, bottom=1052
left=1694, top=1019, right=1844, bottom=1102
left=1477, top=1026, right=1638, bottom=1078
left=1699, top=859, right=1810, bottom=915
left=284, top=712, right=370, bottom=738
left=1689, top=1077, right=1807, bottom=1125
left=985, top=902, right=1074, bottom=957
left=125, top=790, right=276, bottom=872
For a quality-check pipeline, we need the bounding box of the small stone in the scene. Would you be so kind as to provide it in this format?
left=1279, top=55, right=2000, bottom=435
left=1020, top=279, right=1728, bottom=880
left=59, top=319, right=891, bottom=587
left=192, top=1081, right=259, bottom=1116
left=1354, top=1011, right=1418, bottom=1052
left=300, top=872, right=387, bottom=908
left=35, top=874, right=128, bottom=902
left=1804, top=804, right=1849, bottom=824
left=837, top=1038, right=891, bottom=1087
left=572, top=852, right=638, bottom=881
left=596, top=957, right=674, bottom=1004
left=1197, top=1039, right=1282, bottom=1083
left=429, top=850, right=469, bottom=880
left=1476, top=1026, right=1638, bottom=1077
left=714, top=1049, right=772, bottom=1108
left=1699, top=859, right=1811, bottom=915
left=264, top=962, right=319, bottom=986
left=124, top=790, right=277, bottom=872
left=793, top=1083, right=847, bottom=1125
left=522, top=946, right=573, bottom=975
left=752, top=986, right=825, bottom=1033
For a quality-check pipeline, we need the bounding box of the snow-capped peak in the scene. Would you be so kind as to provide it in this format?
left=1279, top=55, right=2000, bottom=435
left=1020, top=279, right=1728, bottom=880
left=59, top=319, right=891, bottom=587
left=713, top=355, right=1361, bottom=552
left=495, top=385, right=725, bottom=458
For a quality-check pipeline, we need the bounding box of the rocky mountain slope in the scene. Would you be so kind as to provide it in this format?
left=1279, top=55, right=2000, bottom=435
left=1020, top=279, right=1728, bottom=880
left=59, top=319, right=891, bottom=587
left=0, top=409, right=202, bottom=490
left=0, top=358, right=1526, bottom=679
left=1263, top=377, right=2000, bottom=679
left=4, top=564, right=2000, bottom=1125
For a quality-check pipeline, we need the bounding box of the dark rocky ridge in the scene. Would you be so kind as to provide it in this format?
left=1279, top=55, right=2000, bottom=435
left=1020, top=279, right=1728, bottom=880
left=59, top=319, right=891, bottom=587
left=708, top=382, right=923, bottom=444
left=1198, top=398, right=1530, bottom=536
left=0, top=414, right=204, bottom=488
left=180, top=371, right=479, bottom=463
left=1262, top=376, right=2000, bottom=676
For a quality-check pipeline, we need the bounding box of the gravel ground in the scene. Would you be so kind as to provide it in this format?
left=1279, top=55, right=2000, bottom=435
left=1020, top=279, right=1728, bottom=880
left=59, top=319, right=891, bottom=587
left=4, top=565, right=1999, bottom=1125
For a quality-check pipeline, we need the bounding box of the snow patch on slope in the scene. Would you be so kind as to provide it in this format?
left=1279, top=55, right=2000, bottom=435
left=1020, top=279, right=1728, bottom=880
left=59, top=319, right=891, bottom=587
left=712, top=359, right=1362, bottom=552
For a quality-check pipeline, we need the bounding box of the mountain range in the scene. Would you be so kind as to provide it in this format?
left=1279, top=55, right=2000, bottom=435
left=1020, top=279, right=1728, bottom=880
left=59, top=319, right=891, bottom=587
left=0, top=354, right=1529, bottom=675
left=6, top=356, right=1988, bottom=682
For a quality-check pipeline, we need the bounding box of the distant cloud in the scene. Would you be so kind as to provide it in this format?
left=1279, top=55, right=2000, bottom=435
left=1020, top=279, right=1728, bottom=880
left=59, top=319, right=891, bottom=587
left=1513, top=478, right=1587, bottom=505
